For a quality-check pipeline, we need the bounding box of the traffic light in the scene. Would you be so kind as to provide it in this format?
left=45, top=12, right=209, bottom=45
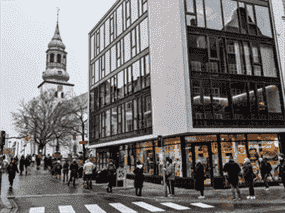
left=73, top=133, right=76, bottom=140
left=1, top=131, right=6, bottom=145
left=157, top=135, right=162, bottom=147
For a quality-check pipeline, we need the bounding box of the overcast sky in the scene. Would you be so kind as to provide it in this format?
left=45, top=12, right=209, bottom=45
left=0, top=0, right=116, bottom=140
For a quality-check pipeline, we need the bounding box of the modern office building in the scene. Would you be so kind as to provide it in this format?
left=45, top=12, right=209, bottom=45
left=88, top=0, right=285, bottom=188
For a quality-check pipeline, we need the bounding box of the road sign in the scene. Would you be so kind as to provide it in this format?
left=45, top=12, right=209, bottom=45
left=79, top=141, right=88, bottom=144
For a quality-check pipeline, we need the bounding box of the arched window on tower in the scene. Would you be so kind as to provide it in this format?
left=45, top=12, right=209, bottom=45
left=63, top=56, right=66, bottom=63
left=50, top=53, right=54, bottom=62
left=61, top=92, right=64, bottom=98
left=55, top=91, right=58, bottom=98
left=57, top=54, right=61, bottom=63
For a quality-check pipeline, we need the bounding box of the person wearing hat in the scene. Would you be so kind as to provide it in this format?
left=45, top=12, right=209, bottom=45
left=242, top=158, right=255, bottom=200
left=83, top=159, right=95, bottom=189
left=106, top=160, right=116, bottom=193
left=68, top=159, right=79, bottom=187
left=133, top=161, right=144, bottom=196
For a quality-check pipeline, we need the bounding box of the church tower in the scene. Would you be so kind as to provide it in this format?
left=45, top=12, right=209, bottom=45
left=38, top=11, right=74, bottom=100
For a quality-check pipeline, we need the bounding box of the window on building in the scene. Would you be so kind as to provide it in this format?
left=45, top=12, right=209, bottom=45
left=100, top=84, right=105, bottom=107
left=106, top=80, right=111, bottom=105
left=145, top=55, right=150, bottom=87
left=117, top=4, right=123, bottom=36
left=133, top=99, right=138, bottom=130
left=91, top=35, right=95, bottom=60
left=133, top=60, right=141, bottom=92
left=125, top=101, right=133, bottom=132
left=128, top=66, right=132, bottom=93
left=196, top=0, right=205, bottom=27
left=186, top=0, right=194, bottom=13
left=117, top=41, right=121, bottom=67
left=222, top=0, right=239, bottom=33
left=105, top=21, right=110, bottom=47
left=131, top=0, right=139, bottom=24
left=105, top=50, right=110, bottom=77
left=140, top=18, right=148, bottom=51
left=55, top=91, right=58, bottom=98
left=142, top=0, right=147, bottom=13
left=131, top=28, right=137, bottom=58
left=138, top=97, right=143, bottom=129
left=144, top=96, right=152, bottom=127
left=95, top=115, right=100, bottom=139
left=110, top=15, right=114, bottom=43
left=243, top=42, right=252, bottom=76
left=91, top=64, right=95, bottom=84
left=124, top=68, right=128, bottom=96
left=101, top=112, right=105, bottom=137
left=255, top=6, right=272, bottom=38
left=50, top=53, right=54, bottom=63
left=126, top=0, right=131, bottom=28
left=111, top=45, right=116, bottom=72
left=118, top=105, right=122, bottom=134
left=96, top=31, right=100, bottom=55
left=117, top=70, right=124, bottom=100
left=205, top=0, right=223, bottom=30
left=57, top=54, right=61, bottom=63
left=124, top=33, right=131, bottom=62
left=100, top=24, right=105, bottom=52
left=141, top=57, right=145, bottom=89
left=111, top=107, right=117, bottom=135
left=95, top=60, right=99, bottom=83
left=122, top=103, right=125, bottom=133
left=260, top=44, right=277, bottom=78
left=90, top=91, right=94, bottom=112
left=106, top=109, right=111, bottom=137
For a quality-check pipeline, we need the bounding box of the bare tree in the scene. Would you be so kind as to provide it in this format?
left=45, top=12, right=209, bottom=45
left=11, top=89, right=78, bottom=154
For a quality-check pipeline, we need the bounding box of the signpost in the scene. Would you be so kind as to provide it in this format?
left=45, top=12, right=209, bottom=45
left=79, top=141, right=88, bottom=145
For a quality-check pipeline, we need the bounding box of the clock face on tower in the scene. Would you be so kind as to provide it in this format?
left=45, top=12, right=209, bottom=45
left=58, top=85, right=63, bottom=91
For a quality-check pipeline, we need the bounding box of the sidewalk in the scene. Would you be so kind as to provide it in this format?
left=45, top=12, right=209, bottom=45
left=90, top=178, right=285, bottom=203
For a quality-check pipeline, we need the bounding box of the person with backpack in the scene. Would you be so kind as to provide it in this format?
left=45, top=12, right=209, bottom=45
left=54, top=160, right=62, bottom=179
left=19, top=155, right=25, bottom=175
left=68, top=159, right=79, bottom=187
left=223, top=156, right=242, bottom=200
left=106, top=160, right=116, bottom=193
left=62, top=159, right=69, bottom=183
left=242, top=158, right=255, bottom=200
left=260, top=157, right=272, bottom=190
left=7, top=158, right=19, bottom=189
left=133, top=161, right=144, bottom=196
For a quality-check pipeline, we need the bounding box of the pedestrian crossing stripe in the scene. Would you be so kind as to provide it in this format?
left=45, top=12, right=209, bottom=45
left=29, top=201, right=215, bottom=212
left=109, top=203, right=138, bottom=213
left=132, top=202, right=165, bottom=212
left=160, top=202, right=190, bottom=210
left=58, top=205, right=76, bottom=213
left=190, top=202, right=214, bottom=208
left=85, top=204, right=106, bottom=213
left=29, top=207, right=45, bottom=213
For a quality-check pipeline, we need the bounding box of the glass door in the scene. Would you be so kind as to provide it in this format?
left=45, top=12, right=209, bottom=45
left=193, top=143, right=213, bottom=186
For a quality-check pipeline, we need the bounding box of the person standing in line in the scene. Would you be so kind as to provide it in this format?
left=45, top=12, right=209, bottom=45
left=19, top=155, right=25, bottom=175
left=62, top=159, right=69, bottom=183
left=133, top=161, right=144, bottom=196
left=83, top=159, right=95, bottom=189
left=242, top=158, right=255, bottom=200
left=194, top=159, right=205, bottom=199
left=223, top=156, right=242, bottom=200
left=106, top=160, right=116, bottom=193
left=68, top=159, right=79, bottom=187
left=164, top=159, right=175, bottom=197
left=260, top=157, right=272, bottom=191
left=6, top=158, right=19, bottom=189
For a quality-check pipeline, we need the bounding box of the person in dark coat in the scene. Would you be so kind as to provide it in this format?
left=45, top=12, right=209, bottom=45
left=242, top=158, right=255, bottom=200
left=260, top=157, right=272, bottom=190
left=68, top=159, right=79, bottom=187
left=106, top=160, right=116, bottom=193
left=223, top=156, right=241, bottom=200
left=133, top=161, right=144, bottom=196
left=164, top=158, right=175, bottom=196
left=194, top=159, right=205, bottom=199
left=62, top=159, right=69, bottom=183
left=24, top=155, right=30, bottom=175
left=19, top=155, right=25, bottom=175
left=14, top=156, right=19, bottom=165
left=44, top=155, right=48, bottom=170
left=6, top=158, right=19, bottom=189
left=36, top=155, right=41, bottom=170
left=54, top=160, right=62, bottom=180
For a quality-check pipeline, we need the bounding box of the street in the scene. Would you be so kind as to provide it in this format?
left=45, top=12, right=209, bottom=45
left=1, top=165, right=285, bottom=213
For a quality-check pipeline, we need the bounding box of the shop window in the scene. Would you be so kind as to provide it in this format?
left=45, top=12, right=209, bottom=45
left=164, top=138, right=182, bottom=177
left=136, top=142, right=154, bottom=174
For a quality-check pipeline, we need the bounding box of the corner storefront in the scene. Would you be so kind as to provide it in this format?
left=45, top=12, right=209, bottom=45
left=93, top=133, right=284, bottom=189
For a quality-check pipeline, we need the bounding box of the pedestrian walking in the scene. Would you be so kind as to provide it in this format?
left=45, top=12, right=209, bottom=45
left=19, top=155, right=25, bottom=175
left=242, top=158, right=255, bottom=200
left=36, top=155, right=41, bottom=170
left=83, top=159, right=95, bottom=189
left=106, top=160, right=116, bottom=193
left=14, top=156, right=19, bottom=165
left=24, top=155, right=30, bottom=175
left=1, top=155, right=9, bottom=174
left=194, top=159, right=205, bottom=199
left=223, top=156, right=242, bottom=200
left=54, top=160, right=62, bottom=180
left=164, top=158, right=175, bottom=197
left=44, top=155, right=48, bottom=170
left=133, top=161, right=144, bottom=196
left=32, top=154, right=36, bottom=167
left=6, top=158, right=19, bottom=189
left=68, top=159, right=79, bottom=187
left=260, top=157, right=272, bottom=190
left=62, top=159, right=69, bottom=183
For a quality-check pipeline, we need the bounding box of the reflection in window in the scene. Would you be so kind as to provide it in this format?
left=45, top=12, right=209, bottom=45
left=126, top=101, right=133, bottom=132
left=186, top=15, right=197, bottom=26
left=256, top=84, right=267, bottom=120
left=144, top=96, right=152, bottom=127
left=122, top=104, right=125, bottom=133
left=238, top=2, right=247, bottom=34
left=131, top=0, right=138, bottom=24
left=128, top=66, right=132, bottom=93
left=222, top=0, right=239, bottom=33
left=227, top=40, right=244, bottom=75
left=265, top=84, right=283, bottom=120
left=138, top=97, right=143, bottom=129
left=105, top=51, right=110, bottom=77
left=124, top=33, right=131, bottom=62
left=212, top=80, right=230, bottom=120
left=112, top=107, right=117, bottom=135
left=117, top=71, right=124, bottom=99
left=186, top=0, right=194, bottom=13
left=134, top=99, right=138, bottom=130
left=260, top=44, right=277, bottom=78
left=231, top=82, right=250, bottom=120
left=196, top=0, right=205, bottom=27
left=140, top=18, right=149, bottom=51
left=141, top=57, right=145, bottom=89
left=145, top=55, right=150, bottom=87
left=100, top=84, right=105, bottom=107
left=133, top=60, right=141, bottom=92
left=192, top=80, right=204, bottom=120
left=247, top=4, right=256, bottom=35
left=118, top=105, right=122, bottom=134
left=255, top=6, right=272, bottom=38
left=124, top=69, right=128, bottom=96
left=106, top=110, right=111, bottom=137
left=205, top=0, right=223, bottom=30
left=111, top=45, right=116, bottom=72
left=105, top=80, right=111, bottom=105
left=243, top=42, right=252, bottom=75
left=101, top=112, right=105, bottom=137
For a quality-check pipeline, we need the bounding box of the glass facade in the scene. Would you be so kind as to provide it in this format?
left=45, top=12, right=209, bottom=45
left=185, top=0, right=284, bottom=127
